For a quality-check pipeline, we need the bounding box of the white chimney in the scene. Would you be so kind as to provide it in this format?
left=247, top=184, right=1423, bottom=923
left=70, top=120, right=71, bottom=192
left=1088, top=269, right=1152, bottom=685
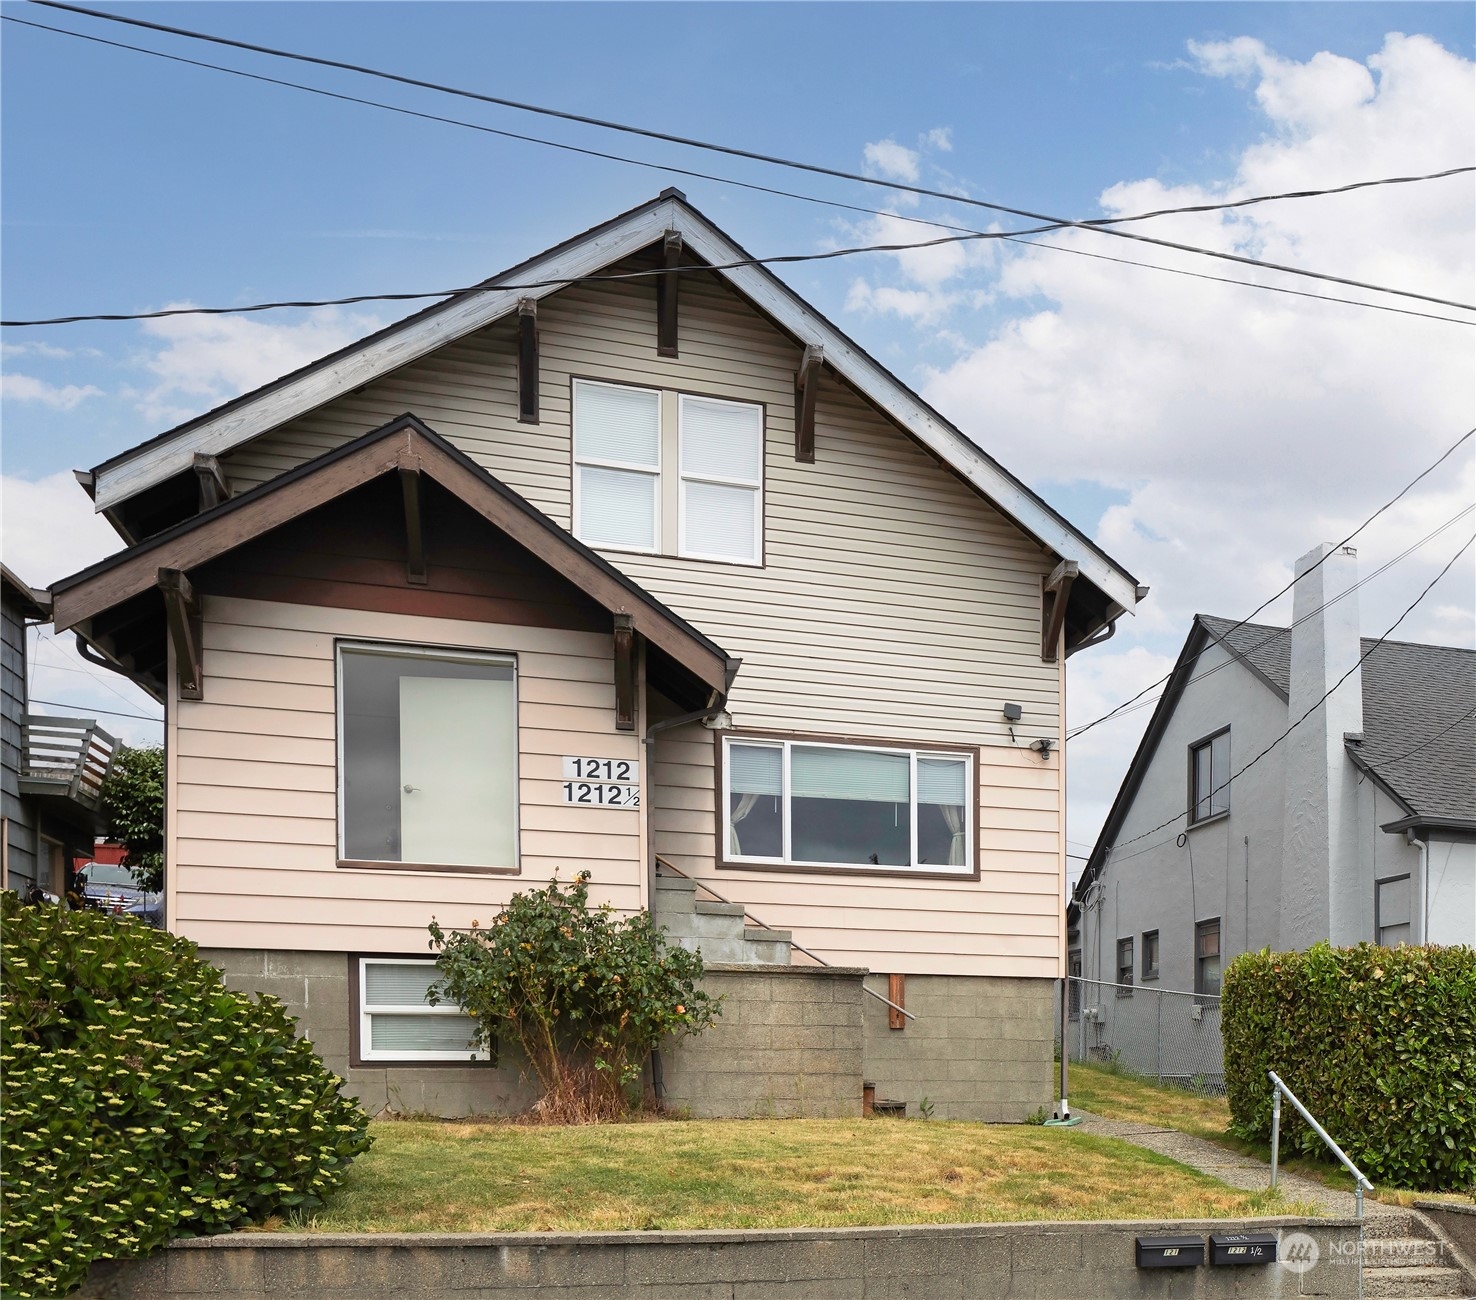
left=1279, top=544, right=1365, bottom=949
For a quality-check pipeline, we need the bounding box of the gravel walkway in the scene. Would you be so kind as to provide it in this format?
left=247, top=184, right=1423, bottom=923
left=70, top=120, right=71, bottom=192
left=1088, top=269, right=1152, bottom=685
left=1072, top=1111, right=1403, bottom=1221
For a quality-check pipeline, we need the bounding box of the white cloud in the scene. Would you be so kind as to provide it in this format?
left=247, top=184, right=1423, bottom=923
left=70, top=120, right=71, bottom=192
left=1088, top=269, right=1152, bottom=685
left=131, top=306, right=381, bottom=425
left=2, top=341, right=98, bottom=360
left=847, top=32, right=1475, bottom=850
left=1, top=471, right=124, bottom=587
left=920, top=126, right=954, bottom=153
left=0, top=373, right=104, bottom=410
left=863, top=138, right=921, bottom=184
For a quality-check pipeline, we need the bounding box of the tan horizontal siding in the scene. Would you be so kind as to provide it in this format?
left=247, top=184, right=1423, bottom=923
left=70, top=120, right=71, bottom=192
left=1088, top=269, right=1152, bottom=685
left=217, top=268, right=1066, bottom=975
left=168, top=596, right=642, bottom=953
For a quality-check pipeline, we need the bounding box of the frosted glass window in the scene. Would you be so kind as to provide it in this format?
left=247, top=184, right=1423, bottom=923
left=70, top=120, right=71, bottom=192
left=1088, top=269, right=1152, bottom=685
left=340, top=645, right=516, bottom=869
left=724, top=739, right=972, bottom=874
left=577, top=466, right=657, bottom=550
left=358, top=959, right=487, bottom=1062
left=574, top=380, right=660, bottom=551
left=679, top=393, right=762, bottom=563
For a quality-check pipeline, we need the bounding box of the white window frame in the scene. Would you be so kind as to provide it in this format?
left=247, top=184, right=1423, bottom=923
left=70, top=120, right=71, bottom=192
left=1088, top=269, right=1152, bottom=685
left=677, top=392, right=764, bottom=566
left=357, top=957, right=488, bottom=1063
left=572, top=378, right=663, bottom=555
left=721, top=735, right=974, bottom=875
left=335, top=639, right=520, bottom=871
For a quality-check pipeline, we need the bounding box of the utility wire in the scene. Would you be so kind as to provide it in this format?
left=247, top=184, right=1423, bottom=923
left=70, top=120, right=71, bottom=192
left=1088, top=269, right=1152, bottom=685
left=1069, top=500, right=1476, bottom=735
left=1372, top=703, right=1476, bottom=768
left=1101, top=529, right=1475, bottom=862
left=5, top=13, right=1472, bottom=329
left=1066, top=427, right=1476, bottom=742
left=30, top=698, right=163, bottom=724
left=28, top=0, right=1476, bottom=312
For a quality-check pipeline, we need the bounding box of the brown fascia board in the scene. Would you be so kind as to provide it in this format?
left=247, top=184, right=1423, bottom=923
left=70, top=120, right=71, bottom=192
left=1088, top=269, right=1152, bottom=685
left=54, top=412, right=734, bottom=697
left=2, top=564, right=51, bottom=621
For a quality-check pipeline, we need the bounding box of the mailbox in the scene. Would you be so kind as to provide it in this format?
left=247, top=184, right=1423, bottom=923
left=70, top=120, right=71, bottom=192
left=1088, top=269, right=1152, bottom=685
left=1210, top=1233, right=1277, bottom=1266
left=1135, top=1235, right=1205, bottom=1268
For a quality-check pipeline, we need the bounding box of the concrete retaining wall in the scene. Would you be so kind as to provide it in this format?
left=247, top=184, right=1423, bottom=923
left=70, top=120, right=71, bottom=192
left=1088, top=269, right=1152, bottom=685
left=660, top=963, right=866, bottom=1118
left=78, top=1218, right=1362, bottom=1299
left=862, top=974, right=1054, bottom=1122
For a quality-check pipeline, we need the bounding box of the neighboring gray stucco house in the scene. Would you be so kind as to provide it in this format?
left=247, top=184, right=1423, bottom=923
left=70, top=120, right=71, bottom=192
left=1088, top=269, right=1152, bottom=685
left=1070, top=543, right=1475, bottom=1003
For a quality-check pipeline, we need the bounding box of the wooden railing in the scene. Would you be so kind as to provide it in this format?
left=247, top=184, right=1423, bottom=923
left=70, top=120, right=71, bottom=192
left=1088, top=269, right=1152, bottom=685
left=20, top=715, right=119, bottom=810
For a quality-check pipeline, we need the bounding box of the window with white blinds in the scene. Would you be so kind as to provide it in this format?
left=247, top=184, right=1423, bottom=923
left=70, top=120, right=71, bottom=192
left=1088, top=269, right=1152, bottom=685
left=723, top=737, right=972, bottom=874
left=679, top=394, right=762, bottom=564
left=573, top=380, right=661, bottom=552
left=358, top=958, right=488, bottom=1062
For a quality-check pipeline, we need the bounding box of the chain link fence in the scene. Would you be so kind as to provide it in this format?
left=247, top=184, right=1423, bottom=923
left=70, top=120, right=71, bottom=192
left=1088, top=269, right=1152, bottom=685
left=1058, top=977, right=1225, bottom=1095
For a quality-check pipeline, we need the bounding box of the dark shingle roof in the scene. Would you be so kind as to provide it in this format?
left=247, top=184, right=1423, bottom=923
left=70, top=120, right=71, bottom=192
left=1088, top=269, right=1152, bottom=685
left=1199, top=615, right=1476, bottom=823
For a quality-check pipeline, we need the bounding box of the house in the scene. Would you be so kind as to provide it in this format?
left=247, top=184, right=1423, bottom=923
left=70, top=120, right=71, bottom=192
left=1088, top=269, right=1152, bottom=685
left=46, top=191, right=1143, bottom=1121
left=1071, top=543, right=1475, bottom=1016
left=2, top=565, right=118, bottom=901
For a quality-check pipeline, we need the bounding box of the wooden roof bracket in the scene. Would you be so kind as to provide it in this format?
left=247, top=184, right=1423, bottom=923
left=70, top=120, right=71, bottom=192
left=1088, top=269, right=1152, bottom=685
left=1042, top=559, right=1079, bottom=664
left=158, top=567, right=203, bottom=701
left=517, top=298, right=539, bottom=425
left=399, top=467, right=429, bottom=585
left=193, top=453, right=231, bottom=512
left=613, top=612, right=636, bottom=731
left=657, top=231, right=683, bottom=358
left=795, top=344, right=823, bottom=463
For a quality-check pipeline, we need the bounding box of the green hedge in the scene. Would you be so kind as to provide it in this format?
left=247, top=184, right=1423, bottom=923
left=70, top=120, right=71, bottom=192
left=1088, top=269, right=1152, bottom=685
left=1222, top=942, right=1476, bottom=1191
left=0, top=894, right=372, bottom=1297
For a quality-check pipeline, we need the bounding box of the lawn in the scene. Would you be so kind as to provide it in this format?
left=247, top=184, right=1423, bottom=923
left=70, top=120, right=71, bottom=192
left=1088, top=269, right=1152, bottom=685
left=285, top=1116, right=1289, bottom=1233
left=1068, top=1060, right=1234, bottom=1143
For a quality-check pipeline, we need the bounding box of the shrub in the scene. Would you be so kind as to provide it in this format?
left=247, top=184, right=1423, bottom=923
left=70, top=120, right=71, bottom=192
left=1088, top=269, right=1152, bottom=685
left=429, top=872, right=719, bottom=1122
left=1222, top=942, right=1476, bottom=1191
left=99, top=745, right=165, bottom=893
left=0, top=893, right=372, bottom=1297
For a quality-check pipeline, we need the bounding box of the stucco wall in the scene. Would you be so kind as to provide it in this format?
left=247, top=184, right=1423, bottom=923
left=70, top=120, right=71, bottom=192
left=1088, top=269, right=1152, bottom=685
left=1426, top=837, right=1476, bottom=945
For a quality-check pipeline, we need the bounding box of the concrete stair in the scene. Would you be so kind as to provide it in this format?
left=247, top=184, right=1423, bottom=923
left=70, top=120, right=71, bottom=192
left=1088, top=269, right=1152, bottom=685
left=1360, top=1213, right=1473, bottom=1299
left=652, top=872, right=792, bottom=966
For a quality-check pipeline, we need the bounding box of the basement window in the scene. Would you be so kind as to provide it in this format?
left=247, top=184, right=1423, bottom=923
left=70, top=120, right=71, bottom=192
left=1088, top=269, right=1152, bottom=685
left=1142, top=930, right=1160, bottom=981
left=357, top=958, right=486, bottom=1063
left=1195, top=919, right=1222, bottom=998
left=722, top=735, right=972, bottom=875
left=1116, top=937, right=1134, bottom=995
left=1376, top=875, right=1412, bottom=947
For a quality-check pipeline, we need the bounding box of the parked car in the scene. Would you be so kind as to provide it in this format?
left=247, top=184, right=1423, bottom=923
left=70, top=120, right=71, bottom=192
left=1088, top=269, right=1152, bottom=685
left=77, top=862, right=162, bottom=927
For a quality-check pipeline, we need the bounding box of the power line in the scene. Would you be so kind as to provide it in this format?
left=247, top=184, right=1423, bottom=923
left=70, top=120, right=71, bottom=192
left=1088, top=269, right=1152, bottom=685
left=30, top=697, right=163, bottom=724
left=1373, top=703, right=1476, bottom=768
left=1066, top=426, right=1476, bottom=742
left=1101, top=529, right=1475, bottom=863
left=5, top=14, right=1473, bottom=330
left=1068, top=500, right=1476, bottom=735
left=28, top=0, right=1476, bottom=313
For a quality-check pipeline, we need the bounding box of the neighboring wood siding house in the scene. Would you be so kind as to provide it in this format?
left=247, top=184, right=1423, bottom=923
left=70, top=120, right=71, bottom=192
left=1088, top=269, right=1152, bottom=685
left=1071, top=544, right=1475, bottom=1024
left=49, top=192, right=1142, bottom=1120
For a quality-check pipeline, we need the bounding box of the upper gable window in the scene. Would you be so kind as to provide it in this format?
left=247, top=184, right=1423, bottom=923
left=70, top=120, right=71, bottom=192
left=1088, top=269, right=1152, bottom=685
left=1189, top=727, right=1230, bottom=824
left=572, top=379, right=763, bottom=565
left=679, top=394, right=762, bottom=565
left=573, top=380, right=662, bottom=553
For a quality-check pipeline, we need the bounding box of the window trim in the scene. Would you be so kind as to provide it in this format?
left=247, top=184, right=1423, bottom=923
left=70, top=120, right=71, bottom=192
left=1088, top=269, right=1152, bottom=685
left=1141, top=929, right=1160, bottom=982
left=1194, top=917, right=1222, bottom=998
left=335, top=639, right=521, bottom=876
left=1116, top=937, right=1134, bottom=996
left=1187, top=725, right=1232, bottom=826
left=714, top=729, right=980, bottom=880
left=350, top=955, right=491, bottom=1067
left=676, top=391, right=765, bottom=567
left=1375, top=873, right=1413, bottom=947
left=571, top=377, right=664, bottom=556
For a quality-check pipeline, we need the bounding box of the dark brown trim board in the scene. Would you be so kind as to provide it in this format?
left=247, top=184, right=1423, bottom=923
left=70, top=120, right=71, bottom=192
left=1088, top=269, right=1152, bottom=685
left=347, top=953, right=497, bottom=1070
left=711, top=727, right=983, bottom=882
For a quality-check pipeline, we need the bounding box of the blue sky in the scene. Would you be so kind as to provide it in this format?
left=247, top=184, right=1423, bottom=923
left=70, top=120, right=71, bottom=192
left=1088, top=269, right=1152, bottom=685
left=3, top=3, right=1473, bottom=858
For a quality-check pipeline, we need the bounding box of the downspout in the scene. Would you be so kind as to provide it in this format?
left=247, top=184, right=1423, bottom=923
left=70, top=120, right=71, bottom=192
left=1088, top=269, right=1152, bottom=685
left=1405, top=829, right=1429, bottom=943
left=641, top=696, right=731, bottom=1105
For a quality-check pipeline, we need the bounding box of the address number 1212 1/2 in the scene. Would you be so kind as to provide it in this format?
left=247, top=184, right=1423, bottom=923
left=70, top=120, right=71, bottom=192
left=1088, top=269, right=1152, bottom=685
left=561, top=782, right=641, bottom=808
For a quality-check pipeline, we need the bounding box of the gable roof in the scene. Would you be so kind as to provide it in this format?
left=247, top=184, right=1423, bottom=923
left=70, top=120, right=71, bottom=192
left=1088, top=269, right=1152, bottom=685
left=53, top=412, right=738, bottom=700
left=85, top=190, right=1141, bottom=618
left=1073, top=613, right=1476, bottom=908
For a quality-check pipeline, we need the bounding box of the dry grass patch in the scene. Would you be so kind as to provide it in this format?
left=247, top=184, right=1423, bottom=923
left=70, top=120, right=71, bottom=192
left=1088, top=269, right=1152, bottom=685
left=290, top=1117, right=1288, bottom=1233
left=1069, top=1061, right=1234, bottom=1142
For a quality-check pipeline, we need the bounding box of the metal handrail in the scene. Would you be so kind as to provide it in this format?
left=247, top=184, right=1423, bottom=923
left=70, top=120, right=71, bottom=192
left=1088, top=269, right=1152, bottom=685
left=653, top=856, right=915, bottom=1021
left=1268, top=1070, right=1374, bottom=1220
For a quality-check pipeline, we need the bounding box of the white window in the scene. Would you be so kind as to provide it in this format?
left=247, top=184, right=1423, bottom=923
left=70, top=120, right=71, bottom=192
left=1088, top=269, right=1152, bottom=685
left=679, top=394, right=763, bottom=564
left=357, top=958, right=487, bottom=1062
left=723, top=737, right=972, bottom=874
left=573, top=380, right=661, bottom=552
left=1376, top=875, right=1412, bottom=947
left=338, top=643, right=518, bottom=870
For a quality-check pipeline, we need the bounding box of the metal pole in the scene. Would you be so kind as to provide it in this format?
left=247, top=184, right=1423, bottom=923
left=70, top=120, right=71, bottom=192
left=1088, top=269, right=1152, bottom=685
left=1059, top=976, right=1070, bottom=1119
left=1269, top=1087, right=1281, bottom=1189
